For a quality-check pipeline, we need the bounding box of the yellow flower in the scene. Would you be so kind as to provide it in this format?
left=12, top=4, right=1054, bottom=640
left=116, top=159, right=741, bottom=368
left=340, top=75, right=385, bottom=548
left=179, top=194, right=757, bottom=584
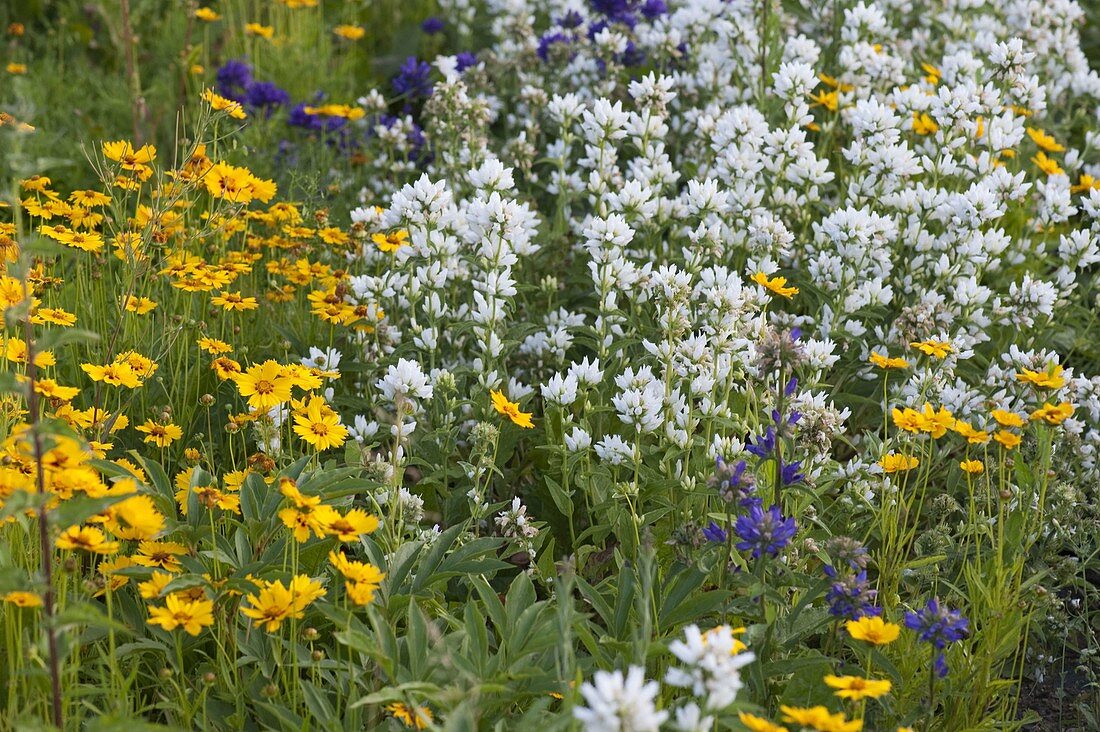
left=4, top=591, right=43, bottom=608
left=1071, top=173, right=1100, bottom=194
left=102, top=140, right=156, bottom=169
left=909, top=339, right=952, bottom=359
left=292, top=395, right=349, bottom=451
left=81, top=361, right=142, bottom=388
left=869, top=352, right=908, bottom=369
left=952, top=420, right=989, bottom=445
left=198, top=337, right=233, bottom=354
left=891, top=407, right=924, bottom=433
left=324, top=509, right=380, bottom=542
left=211, top=291, right=259, bottom=311
left=918, top=403, right=954, bottom=439
left=991, top=409, right=1025, bottom=428
left=372, top=229, right=409, bottom=253
left=202, top=88, right=246, bottom=120
left=56, top=525, right=119, bottom=554
left=809, top=89, right=839, bottom=112
left=1032, top=151, right=1064, bottom=176
left=333, top=24, right=366, bottom=40
left=1030, top=402, right=1074, bottom=426
left=845, top=615, right=900, bottom=645
left=147, top=595, right=215, bottom=636
left=135, top=420, right=183, bottom=448
left=780, top=705, right=862, bottom=732
left=107, top=493, right=165, bottom=540
left=994, top=430, right=1022, bottom=450
left=31, top=307, right=77, bottom=326
left=6, top=63, right=27, bottom=75
left=750, top=271, right=799, bottom=299
left=244, top=22, right=274, bottom=39
left=878, top=453, right=918, bottom=473
left=240, top=576, right=323, bottom=632
left=739, top=712, right=788, bottom=732
left=920, top=62, right=941, bottom=84
left=194, top=7, right=221, bottom=21
left=823, top=675, right=892, bottom=701
left=138, top=572, right=174, bottom=600
left=133, top=540, right=190, bottom=572
left=912, top=112, right=938, bottom=135
left=490, top=389, right=535, bottom=429
left=959, top=459, right=984, bottom=475
left=1026, top=127, right=1065, bottom=153
left=234, top=360, right=294, bottom=410
left=387, top=703, right=433, bottom=730
left=1016, top=364, right=1066, bottom=390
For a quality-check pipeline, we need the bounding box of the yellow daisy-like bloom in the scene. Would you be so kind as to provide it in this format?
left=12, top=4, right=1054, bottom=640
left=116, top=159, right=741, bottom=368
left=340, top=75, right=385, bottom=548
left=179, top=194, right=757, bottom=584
left=81, top=361, right=142, bottom=388
left=890, top=407, right=924, bottom=433
left=234, top=360, right=294, bottom=411
left=490, top=389, right=535, bottom=429
left=952, top=420, right=990, bottom=445
left=909, top=339, right=952, bottom=359
left=240, top=576, right=324, bottom=632
left=912, top=111, right=938, bottom=135
left=994, top=429, right=1022, bottom=450
left=991, top=409, right=1025, bottom=428
left=750, top=271, right=799, bottom=299
left=133, top=540, right=190, bottom=572
left=6, top=63, right=27, bottom=75
left=211, top=291, right=259, bottom=311
left=823, top=674, right=892, bottom=701
left=333, top=24, right=366, bottom=40
left=56, top=525, right=119, bottom=554
left=31, top=307, right=77, bottom=327
left=1026, top=127, right=1065, bottom=153
left=1016, top=364, right=1066, bottom=390
left=869, top=352, right=908, bottom=369
left=107, top=493, right=165, bottom=541
left=292, top=395, right=349, bottom=451
left=198, top=337, right=233, bottom=354
left=918, top=403, right=954, bottom=439
left=244, top=22, right=274, bottom=39
left=739, top=712, right=788, bottom=732
left=102, top=140, right=156, bottom=169
left=1030, top=402, right=1074, bottom=426
left=194, top=7, right=221, bottom=21
left=135, top=420, right=183, bottom=448
left=202, top=88, right=246, bottom=120
left=387, top=703, right=433, bottom=730
left=845, top=615, right=900, bottom=645
left=147, top=595, right=215, bottom=636
left=780, top=705, right=862, bottom=732
left=878, top=453, right=918, bottom=473
left=1032, top=151, right=1064, bottom=176
left=4, top=591, right=43, bottom=608
left=959, top=459, right=984, bottom=474
left=372, top=229, right=409, bottom=253
left=324, top=509, right=380, bottom=542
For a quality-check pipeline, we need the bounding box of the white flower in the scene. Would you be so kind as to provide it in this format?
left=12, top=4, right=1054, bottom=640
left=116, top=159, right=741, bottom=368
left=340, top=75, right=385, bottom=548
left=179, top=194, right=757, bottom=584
left=376, top=358, right=434, bottom=403
left=665, top=625, right=755, bottom=710
left=573, top=666, right=667, bottom=732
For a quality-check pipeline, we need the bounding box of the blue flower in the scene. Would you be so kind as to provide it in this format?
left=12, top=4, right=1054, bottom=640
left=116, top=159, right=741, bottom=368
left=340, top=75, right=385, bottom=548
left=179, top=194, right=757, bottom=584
left=455, top=52, right=478, bottom=73
left=824, top=567, right=880, bottom=619
left=780, top=460, right=804, bottom=486
left=558, top=10, right=585, bottom=28
left=702, top=522, right=728, bottom=543
left=421, top=16, right=445, bottom=35
left=537, top=31, right=573, bottom=62
left=904, top=599, right=969, bottom=677
left=745, top=427, right=776, bottom=458
left=244, top=81, right=290, bottom=111
left=734, top=505, right=797, bottom=558
left=392, top=57, right=434, bottom=100
left=641, top=0, right=667, bottom=18
left=216, top=59, right=253, bottom=100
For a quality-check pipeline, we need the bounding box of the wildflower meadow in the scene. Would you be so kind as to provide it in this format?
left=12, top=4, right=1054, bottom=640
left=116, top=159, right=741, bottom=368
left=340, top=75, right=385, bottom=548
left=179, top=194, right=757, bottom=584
left=3, top=0, right=1100, bottom=730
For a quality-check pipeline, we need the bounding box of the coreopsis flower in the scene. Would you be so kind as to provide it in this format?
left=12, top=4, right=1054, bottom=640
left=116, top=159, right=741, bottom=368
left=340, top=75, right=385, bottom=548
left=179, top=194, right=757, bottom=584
left=244, top=22, right=274, bottom=39
left=333, top=24, right=366, bottom=41
left=198, top=337, right=232, bottom=354
left=81, top=361, right=142, bottom=388
left=574, top=666, right=667, bottom=732
left=912, top=112, right=938, bottom=135
left=202, top=88, right=246, bottom=120
left=106, top=493, right=165, bottom=540
left=1031, top=151, right=1064, bottom=176
left=138, top=572, right=173, bottom=600
left=234, top=360, right=293, bottom=410
left=240, top=581, right=295, bottom=632
left=135, top=420, right=183, bottom=448
left=1026, top=127, right=1064, bottom=153
left=738, top=712, right=787, bottom=732
left=3, top=591, right=43, bottom=608
left=909, top=340, right=953, bottom=359
left=878, top=453, right=918, bottom=473
left=919, top=404, right=954, bottom=438
left=31, top=307, right=76, bottom=326
left=750, top=271, right=798, bottom=299
left=869, top=352, right=908, bottom=369
left=386, top=703, right=433, bottom=729
left=959, top=459, right=984, bottom=474
left=211, top=291, right=258, bottom=311
left=991, top=409, right=1025, bottom=428
left=1016, top=365, right=1066, bottom=390
left=780, top=705, right=861, bottom=732
left=133, top=540, right=189, bottom=572
left=56, top=525, right=119, bottom=554
left=371, top=229, right=409, bottom=253
left=823, top=675, right=892, bottom=701
left=292, top=395, right=349, bottom=451
left=147, top=595, right=215, bottom=636
left=490, top=389, right=535, bottom=429
left=211, top=356, right=243, bottom=380
left=1030, top=402, right=1074, bottom=425
left=324, top=509, right=379, bottom=541
left=194, top=7, right=220, bottom=21
left=994, top=430, right=1022, bottom=450
left=31, top=379, right=80, bottom=401
left=102, top=140, right=156, bottom=170
left=904, top=599, right=968, bottom=677
left=952, top=421, right=990, bottom=445
left=845, top=615, right=900, bottom=645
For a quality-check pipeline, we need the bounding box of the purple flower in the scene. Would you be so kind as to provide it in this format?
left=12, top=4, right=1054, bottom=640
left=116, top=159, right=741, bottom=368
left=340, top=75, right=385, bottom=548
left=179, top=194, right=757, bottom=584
left=785, top=376, right=799, bottom=396
left=590, top=0, right=638, bottom=26
left=244, top=81, right=290, bottom=111
left=537, top=31, right=573, bottom=62
left=558, top=10, right=585, bottom=28
left=824, top=567, right=880, bottom=619
left=734, top=505, right=797, bottom=559
left=709, top=457, right=758, bottom=507
left=421, top=16, right=445, bottom=35
left=216, top=59, right=253, bottom=100
left=746, top=427, right=776, bottom=458
left=702, top=522, right=728, bottom=544
left=392, top=56, right=434, bottom=100
left=904, top=599, right=969, bottom=677
left=780, top=460, right=804, bottom=486
left=641, top=0, right=667, bottom=18
left=455, top=52, right=478, bottom=73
